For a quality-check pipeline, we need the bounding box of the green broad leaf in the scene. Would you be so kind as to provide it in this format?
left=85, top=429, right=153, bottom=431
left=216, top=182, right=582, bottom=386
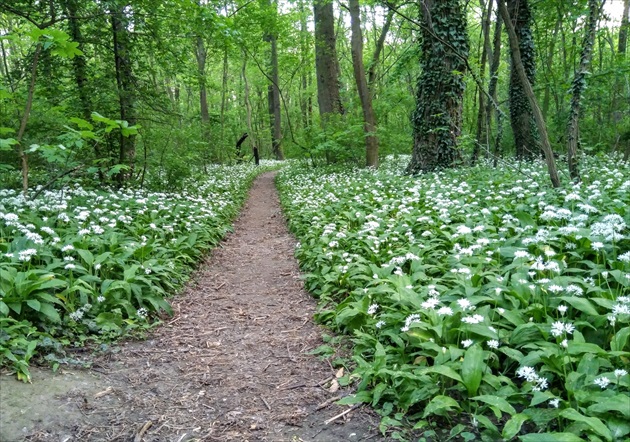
left=611, top=327, right=630, bottom=352
left=39, top=303, right=61, bottom=322
left=567, top=342, right=607, bottom=356
left=519, top=433, right=584, bottom=442
left=514, top=211, right=536, bottom=227
left=474, top=413, right=500, bottom=437
left=0, top=137, right=18, bottom=151
left=422, top=395, right=460, bottom=418
left=560, top=296, right=599, bottom=316
left=336, top=390, right=372, bottom=405
left=587, top=394, right=630, bottom=418
left=559, top=408, right=612, bottom=441
left=69, top=117, right=94, bottom=130
left=607, top=417, right=630, bottom=439
left=502, top=413, right=530, bottom=440
left=371, top=383, right=387, bottom=406
left=0, top=301, right=9, bottom=316
left=461, top=344, right=484, bottom=396
left=76, top=249, right=94, bottom=267
left=26, top=299, right=41, bottom=312
left=472, top=395, right=516, bottom=416
left=422, top=365, right=463, bottom=383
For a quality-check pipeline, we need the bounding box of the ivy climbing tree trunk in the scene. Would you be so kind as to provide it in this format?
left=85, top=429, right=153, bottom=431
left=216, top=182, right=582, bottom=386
left=406, top=0, right=468, bottom=174
left=313, top=0, right=343, bottom=119
left=111, top=2, right=136, bottom=184
left=349, top=0, right=378, bottom=167
left=507, top=0, right=539, bottom=161
left=498, top=0, right=560, bottom=187
left=567, top=0, right=602, bottom=182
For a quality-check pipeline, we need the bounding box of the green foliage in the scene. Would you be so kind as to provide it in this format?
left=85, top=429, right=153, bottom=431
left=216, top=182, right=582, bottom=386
left=0, top=162, right=280, bottom=380
left=277, top=154, right=630, bottom=439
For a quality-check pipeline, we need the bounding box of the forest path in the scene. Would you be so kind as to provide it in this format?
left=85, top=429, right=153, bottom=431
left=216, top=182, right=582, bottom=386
left=1, top=172, right=383, bottom=442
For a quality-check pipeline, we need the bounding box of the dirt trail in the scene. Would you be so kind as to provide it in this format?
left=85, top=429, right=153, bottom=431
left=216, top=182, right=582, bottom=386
left=0, top=172, right=384, bottom=442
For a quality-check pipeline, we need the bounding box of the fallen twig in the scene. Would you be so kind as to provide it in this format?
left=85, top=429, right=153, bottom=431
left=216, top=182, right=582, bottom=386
left=133, top=420, right=152, bottom=442
left=324, top=404, right=361, bottom=425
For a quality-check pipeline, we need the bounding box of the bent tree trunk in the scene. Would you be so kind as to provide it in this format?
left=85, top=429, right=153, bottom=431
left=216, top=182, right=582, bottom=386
left=349, top=0, right=378, bottom=168
left=407, top=0, right=468, bottom=174
left=498, top=0, right=560, bottom=187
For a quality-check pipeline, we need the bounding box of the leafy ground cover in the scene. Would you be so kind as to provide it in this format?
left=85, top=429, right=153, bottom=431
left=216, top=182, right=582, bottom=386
left=0, top=162, right=279, bottom=381
left=277, top=156, right=630, bottom=441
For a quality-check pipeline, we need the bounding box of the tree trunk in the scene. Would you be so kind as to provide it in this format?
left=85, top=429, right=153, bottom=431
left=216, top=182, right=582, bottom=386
left=65, top=0, right=91, bottom=121
left=314, top=0, right=344, bottom=118
left=472, top=0, right=493, bottom=164
left=507, top=0, right=538, bottom=160
left=542, top=17, right=561, bottom=120
left=487, top=5, right=503, bottom=165
left=242, top=53, right=255, bottom=156
left=265, top=0, right=283, bottom=161
left=567, top=0, right=602, bottom=182
left=349, top=0, right=378, bottom=167
left=498, top=0, right=560, bottom=187
left=298, top=0, right=312, bottom=130
left=406, top=0, right=468, bottom=174
left=111, top=3, right=136, bottom=184
left=367, top=8, right=394, bottom=91
left=195, top=36, right=211, bottom=136
left=619, top=0, right=629, bottom=54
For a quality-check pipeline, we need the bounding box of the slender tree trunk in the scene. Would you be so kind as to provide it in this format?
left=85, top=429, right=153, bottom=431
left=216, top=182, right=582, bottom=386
left=367, top=8, right=394, bottom=91
left=567, top=0, right=602, bottom=182
left=407, top=0, right=468, bottom=174
left=498, top=0, right=560, bottom=187
left=265, top=0, right=283, bottom=160
left=242, top=54, right=254, bottom=149
left=507, top=0, right=538, bottom=160
left=486, top=5, right=503, bottom=165
left=314, top=0, right=344, bottom=118
left=542, top=17, right=561, bottom=119
left=220, top=47, right=228, bottom=160
left=472, top=0, right=493, bottom=164
left=620, top=0, right=630, bottom=54
left=195, top=36, right=211, bottom=136
left=349, top=0, right=378, bottom=167
left=65, top=0, right=90, bottom=121
left=111, top=3, right=136, bottom=184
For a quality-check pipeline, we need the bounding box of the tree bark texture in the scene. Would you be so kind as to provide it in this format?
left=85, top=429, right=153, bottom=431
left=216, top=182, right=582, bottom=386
left=111, top=3, right=136, bottom=183
left=266, top=17, right=283, bottom=160
left=472, top=0, right=494, bottom=164
left=487, top=6, right=503, bottom=165
left=367, top=8, right=394, bottom=91
left=619, top=0, right=630, bottom=54
left=406, top=0, right=468, bottom=174
left=507, top=0, right=538, bottom=160
left=349, top=0, right=378, bottom=167
left=567, top=0, right=602, bottom=182
left=313, top=0, right=343, bottom=118
left=498, top=0, right=560, bottom=187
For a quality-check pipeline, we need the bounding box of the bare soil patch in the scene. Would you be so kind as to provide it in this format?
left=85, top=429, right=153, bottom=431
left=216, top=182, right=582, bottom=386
left=0, top=172, right=385, bottom=442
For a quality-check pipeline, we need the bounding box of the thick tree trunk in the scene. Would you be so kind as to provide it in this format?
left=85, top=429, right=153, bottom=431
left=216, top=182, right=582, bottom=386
left=567, top=0, right=601, bottom=182
left=111, top=4, right=136, bottom=184
left=498, top=0, right=560, bottom=187
left=406, top=0, right=468, bottom=174
left=472, top=0, right=493, bottom=164
left=314, top=0, right=344, bottom=118
left=619, top=0, right=630, bottom=54
left=507, top=0, right=538, bottom=160
left=349, top=0, right=378, bottom=167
